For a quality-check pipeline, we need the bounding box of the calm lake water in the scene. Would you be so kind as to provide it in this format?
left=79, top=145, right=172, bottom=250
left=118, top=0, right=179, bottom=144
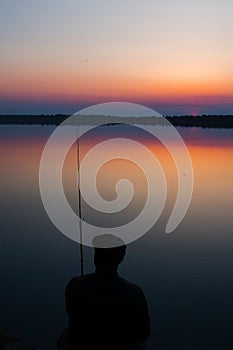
left=0, top=125, right=233, bottom=349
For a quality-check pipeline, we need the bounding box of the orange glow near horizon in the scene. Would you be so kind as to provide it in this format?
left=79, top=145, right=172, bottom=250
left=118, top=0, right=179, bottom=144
left=1, top=69, right=233, bottom=103
left=1, top=1, right=233, bottom=114
left=1, top=51, right=233, bottom=104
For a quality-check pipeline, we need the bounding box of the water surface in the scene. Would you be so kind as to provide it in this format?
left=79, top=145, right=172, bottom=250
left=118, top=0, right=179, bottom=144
left=0, top=125, right=233, bottom=349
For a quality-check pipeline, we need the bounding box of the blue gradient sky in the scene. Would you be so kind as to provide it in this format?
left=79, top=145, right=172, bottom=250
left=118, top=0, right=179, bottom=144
left=0, top=0, right=233, bottom=115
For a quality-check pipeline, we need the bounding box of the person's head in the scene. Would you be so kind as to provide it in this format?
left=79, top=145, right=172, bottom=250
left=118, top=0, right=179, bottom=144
left=92, top=234, right=126, bottom=271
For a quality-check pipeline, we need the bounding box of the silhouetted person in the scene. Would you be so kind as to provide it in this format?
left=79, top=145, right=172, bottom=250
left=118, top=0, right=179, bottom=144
left=58, top=234, right=150, bottom=350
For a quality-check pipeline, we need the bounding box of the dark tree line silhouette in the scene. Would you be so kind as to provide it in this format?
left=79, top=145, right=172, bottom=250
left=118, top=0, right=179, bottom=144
left=0, top=114, right=233, bottom=128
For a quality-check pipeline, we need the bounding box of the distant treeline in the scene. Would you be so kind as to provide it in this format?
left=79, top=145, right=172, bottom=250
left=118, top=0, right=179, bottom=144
left=0, top=114, right=68, bottom=126
left=167, top=115, right=233, bottom=128
left=0, top=114, right=233, bottom=128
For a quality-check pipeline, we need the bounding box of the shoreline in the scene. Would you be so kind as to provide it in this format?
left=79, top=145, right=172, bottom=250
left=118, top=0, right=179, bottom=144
left=0, top=114, right=233, bottom=128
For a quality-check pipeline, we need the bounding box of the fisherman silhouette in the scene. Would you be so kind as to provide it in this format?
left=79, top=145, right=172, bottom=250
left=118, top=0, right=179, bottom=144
left=57, top=234, right=150, bottom=350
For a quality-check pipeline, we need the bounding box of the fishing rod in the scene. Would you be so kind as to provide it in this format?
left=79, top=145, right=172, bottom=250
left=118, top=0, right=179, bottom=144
left=76, top=127, right=84, bottom=276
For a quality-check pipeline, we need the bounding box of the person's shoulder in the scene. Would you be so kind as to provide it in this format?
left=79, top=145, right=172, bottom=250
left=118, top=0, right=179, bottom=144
left=66, top=273, right=95, bottom=289
left=117, top=276, right=145, bottom=297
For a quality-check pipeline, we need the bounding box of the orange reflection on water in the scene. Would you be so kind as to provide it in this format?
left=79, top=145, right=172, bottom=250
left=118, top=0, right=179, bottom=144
left=188, top=145, right=233, bottom=209
left=1, top=128, right=232, bottom=227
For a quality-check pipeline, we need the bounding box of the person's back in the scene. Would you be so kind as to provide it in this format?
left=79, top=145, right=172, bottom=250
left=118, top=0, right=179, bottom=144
left=59, top=235, right=150, bottom=350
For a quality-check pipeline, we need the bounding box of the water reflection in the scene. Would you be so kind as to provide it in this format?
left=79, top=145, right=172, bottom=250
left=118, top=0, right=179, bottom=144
left=0, top=125, right=233, bottom=349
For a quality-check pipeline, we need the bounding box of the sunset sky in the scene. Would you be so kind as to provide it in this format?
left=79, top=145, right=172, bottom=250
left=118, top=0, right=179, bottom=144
left=1, top=0, right=233, bottom=115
